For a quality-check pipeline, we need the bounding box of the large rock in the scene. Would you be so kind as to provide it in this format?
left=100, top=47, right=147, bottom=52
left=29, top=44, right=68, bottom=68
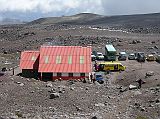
left=50, top=93, right=60, bottom=99
left=155, top=99, right=160, bottom=103
left=132, top=40, right=137, bottom=44
left=1, top=67, right=7, bottom=72
left=92, top=116, right=98, bottom=119
left=120, top=87, right=128, bottom=92
left=58, top=87, right=65, bottom=93
left=46, top=83, right=53, bottom=88
left=146, top=71, right=154, bottom=76
left=95, top=103, right=105, bottom=107
left=129, top=84, right=137, bottom=90
left=3, top=50, right=8, bottom=54
left=15, top=82, right=24, bottom=86
left=154, top=46, right=158, bottom=49
left=19, top=83, right=24, bottom=86
left=136, top=40, right=141, bottom=43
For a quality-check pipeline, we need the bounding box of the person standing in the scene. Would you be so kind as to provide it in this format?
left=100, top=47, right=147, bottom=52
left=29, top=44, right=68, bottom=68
left=90, top=73, right=93, bottom=82
left=137, top=79, right=145, bottom=89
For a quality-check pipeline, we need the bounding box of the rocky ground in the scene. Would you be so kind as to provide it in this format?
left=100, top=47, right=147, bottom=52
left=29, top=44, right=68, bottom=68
left=0, top=23, right=160, bottom=119
left=0, top=60, right=159, bottom=119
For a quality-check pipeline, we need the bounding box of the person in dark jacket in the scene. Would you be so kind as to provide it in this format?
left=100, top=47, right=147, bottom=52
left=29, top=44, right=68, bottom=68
left=137, top=79, right=145, bottom=89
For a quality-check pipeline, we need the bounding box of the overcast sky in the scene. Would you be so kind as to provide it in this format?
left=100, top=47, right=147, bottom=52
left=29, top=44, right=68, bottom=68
left=0, top=0, right=160, bottom=21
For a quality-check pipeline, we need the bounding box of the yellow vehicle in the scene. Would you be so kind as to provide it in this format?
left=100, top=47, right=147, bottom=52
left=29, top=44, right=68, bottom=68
left=98, top=61, right=126, bottom=71
left=146, top=54, right=156, bottom=61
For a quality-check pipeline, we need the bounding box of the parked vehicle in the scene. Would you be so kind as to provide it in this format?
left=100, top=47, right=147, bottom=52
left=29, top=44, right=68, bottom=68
left=98, top=61, right=126, bottom=71
left=97, top=52, right=104, bottom=60
left=95, top=73, right=103, bottom=81
left=91, top=53, right=96, bottom=61
left=128, top=53, right=136, bottom=60
left=95, top=73, right=104, bottom=84
left=105, top=44, right=117, bottom=61
left=137, top=52, right=145, bottom=62
left=146, top=54, right=156, bottom=61
left=118, top=52, right=127, bottom=61
left=92, top=51, right=97, bottom=56
left=156, top=55, right=160, bottom=62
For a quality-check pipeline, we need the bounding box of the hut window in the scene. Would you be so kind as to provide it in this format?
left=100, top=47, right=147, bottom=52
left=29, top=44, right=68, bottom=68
left=68, top=73, right=73, bottom=77
left=56, top=56, right=61, bottom=64
left=44, top=56, right=49, bottom=64
left=80, top=56, right=84, bottom=64
left=80, top=73, right=85, bottom=77
left=57, top=73, right=62, bottom=77
left=31, top=56, right=36, bottom=61
left=68, top=56, right=72, bottom=64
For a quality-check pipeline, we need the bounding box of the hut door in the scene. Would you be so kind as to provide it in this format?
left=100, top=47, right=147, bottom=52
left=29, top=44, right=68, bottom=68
left=42, top=73, right=53, bottom=81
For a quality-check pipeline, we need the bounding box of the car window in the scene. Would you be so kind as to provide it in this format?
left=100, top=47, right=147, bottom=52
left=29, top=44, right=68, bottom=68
left=96, top=75, right=102, bottom=78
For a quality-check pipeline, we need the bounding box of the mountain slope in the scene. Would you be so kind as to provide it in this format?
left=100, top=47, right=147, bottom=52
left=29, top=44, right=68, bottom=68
left=29, top=13, right=104, bottom=25
left=29, top=12, right=160, bottom=28
left=88, top=13, right=160, bottom=27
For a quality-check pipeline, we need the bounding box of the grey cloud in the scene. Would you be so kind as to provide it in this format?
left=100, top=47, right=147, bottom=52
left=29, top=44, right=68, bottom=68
left=0, top=0, right=160, bottom=21
left=101, top=0, right=160, bottom=15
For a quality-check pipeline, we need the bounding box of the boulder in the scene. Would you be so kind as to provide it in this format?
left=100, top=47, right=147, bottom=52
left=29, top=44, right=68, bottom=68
left=135, top=102, right=141, bottom=107
left=14, top=81, right=24, bottom=86
left=70, top=87, right=74, bottom=90
left=129, top=84, right=137, bottom=90
left=50, top=93, right=60, bottom=99
left=68, top=80, right=74, bottom=85
left=155, top=99, right=160, bottom=103
left=0, top=30, right=4, bottom=34
left=58, top=87, right=65, bottom=93
left=120, top=87, right=128, bottom=92
left=146, top=71, right=154, bottom=76
left=151, top=41, right=156, bottom=44
left=19, top=83, right=24, bottom=86
left=49, top=88, right=56, bottom=93
left=92, top=116, right=98, bottom=119
left=15, top=82, right=22, bottom=84
left=3, top=50, right=8, bottom=54
left=1, top=67, right=7, bottom=72
left=117, top=86, right=123, bottom=89
left=46, top=83, right=53, bottom=88
left=75, top=106, right=82, bottom=111
left=132, top=40, right=137, bottom=44
left=95, top=103, right=105, bottom=107
left=86, top=87, right=89, bottom=90
left=136, top=40, right=141, bottom=43
left=140, top=106, right=145, bottom=111
left=97, top=80, right=104, bottom=84
left=154, top=46, right=158, bottom=49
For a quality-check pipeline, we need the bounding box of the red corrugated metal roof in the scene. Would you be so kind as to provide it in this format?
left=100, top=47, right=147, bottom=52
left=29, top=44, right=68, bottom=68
left=38, top=46, right=92, bottom=73
left=20, top=51, right=40, bottom=70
